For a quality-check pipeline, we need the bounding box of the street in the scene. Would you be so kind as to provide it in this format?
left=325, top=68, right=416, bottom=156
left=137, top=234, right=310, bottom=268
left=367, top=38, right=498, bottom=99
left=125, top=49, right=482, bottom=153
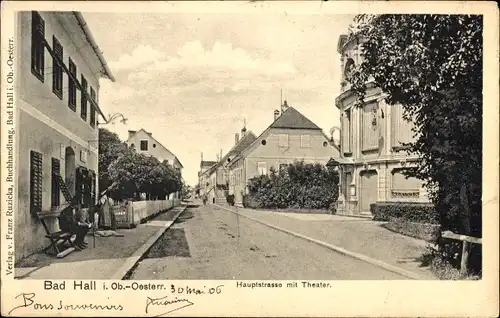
left=129, top=202, right=407, bottom=280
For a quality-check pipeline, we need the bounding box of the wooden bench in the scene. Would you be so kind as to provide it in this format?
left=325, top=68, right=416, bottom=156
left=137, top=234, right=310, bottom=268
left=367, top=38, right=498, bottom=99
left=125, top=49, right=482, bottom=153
left=36, top=210, right=76, bottom=258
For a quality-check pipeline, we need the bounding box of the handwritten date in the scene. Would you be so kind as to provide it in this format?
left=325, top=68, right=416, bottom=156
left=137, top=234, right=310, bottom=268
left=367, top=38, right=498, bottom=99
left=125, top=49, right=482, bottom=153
left=170, top=284, right=223, bottom=295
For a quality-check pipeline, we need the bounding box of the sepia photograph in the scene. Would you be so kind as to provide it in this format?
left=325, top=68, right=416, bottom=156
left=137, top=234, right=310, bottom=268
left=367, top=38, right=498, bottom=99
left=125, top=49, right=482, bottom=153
left=1, top=1, right=498, bottom=317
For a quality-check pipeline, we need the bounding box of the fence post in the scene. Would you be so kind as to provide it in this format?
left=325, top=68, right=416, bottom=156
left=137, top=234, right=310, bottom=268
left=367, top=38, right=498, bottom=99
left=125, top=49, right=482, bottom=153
left=460, top=241, right=470, bottom=277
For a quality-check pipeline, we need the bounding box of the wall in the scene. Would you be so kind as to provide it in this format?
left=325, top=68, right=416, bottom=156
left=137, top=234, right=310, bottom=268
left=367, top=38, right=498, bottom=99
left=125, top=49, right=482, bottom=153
left=245, top=128, right=337, bottom=180
left=126, top=199, right=181, bottom=226
left=15, top=12, right=105, bottom=261
left=126, top=130, right=177, bottom=166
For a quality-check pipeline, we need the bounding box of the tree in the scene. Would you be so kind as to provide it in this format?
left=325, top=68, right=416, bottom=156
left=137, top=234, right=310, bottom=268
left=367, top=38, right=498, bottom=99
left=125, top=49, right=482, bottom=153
left=98, top=128, right=127, bottom=194
left=347, top=14, right=482, bottom=274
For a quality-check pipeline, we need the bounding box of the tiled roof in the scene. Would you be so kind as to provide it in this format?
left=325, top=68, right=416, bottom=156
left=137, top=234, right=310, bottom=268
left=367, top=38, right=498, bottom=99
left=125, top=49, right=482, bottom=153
left=270, top=106, right=322, bottom=130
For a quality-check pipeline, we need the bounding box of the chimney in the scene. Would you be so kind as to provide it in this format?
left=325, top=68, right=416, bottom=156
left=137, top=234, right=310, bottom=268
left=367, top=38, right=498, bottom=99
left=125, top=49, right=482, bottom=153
left=220, top=149, right=223, bottom=160
left=274, top=109, right=280, bottom=121
left=128, top=130, right=136, bottom=140
left=235, top=133, right=240, bottom=145
left=241, top=126, right=247, bottom=136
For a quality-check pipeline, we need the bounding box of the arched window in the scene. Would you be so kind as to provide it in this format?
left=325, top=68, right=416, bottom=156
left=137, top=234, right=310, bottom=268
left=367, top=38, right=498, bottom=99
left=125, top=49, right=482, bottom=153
left=344, top=58, right=355, bottom=80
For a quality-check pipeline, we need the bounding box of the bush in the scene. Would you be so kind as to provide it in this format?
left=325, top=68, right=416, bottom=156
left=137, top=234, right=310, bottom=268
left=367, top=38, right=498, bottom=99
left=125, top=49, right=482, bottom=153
left=242, top=194, right=262, bottom=209
left=246, top=161, right=339, bottom=210
left=371, top=201, right=439, bottom=224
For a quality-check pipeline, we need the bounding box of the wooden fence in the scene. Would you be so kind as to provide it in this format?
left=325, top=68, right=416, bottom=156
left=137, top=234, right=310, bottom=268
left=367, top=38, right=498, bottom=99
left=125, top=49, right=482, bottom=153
left=441, top=230, right=482, bottom=277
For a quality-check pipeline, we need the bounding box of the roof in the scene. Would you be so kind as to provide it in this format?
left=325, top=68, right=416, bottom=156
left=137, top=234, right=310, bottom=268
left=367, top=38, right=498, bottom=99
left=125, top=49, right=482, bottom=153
left=201, top=160, right=218, bottom=168
left=270, top=106, right=322, bottom=130
left=220, top=131, right=257, bottom=167
left=126, top=128, right=184, bottom=168
left=227, top=107, right=338, bottom=168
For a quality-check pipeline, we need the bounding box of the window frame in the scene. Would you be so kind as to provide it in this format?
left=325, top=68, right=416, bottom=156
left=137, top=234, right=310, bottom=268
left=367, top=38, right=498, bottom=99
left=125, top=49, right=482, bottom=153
left=300, top=134, right=311, bottom=148
left=80, top=75, right=88, bottom=121
left=278, top=134, right=289, bottom=148
left=90, top=86, right=96, bottom=128
left=68, top=58, right=77, bottom=111
left=140, top=140, right=149, bottom=151
left=52, top=35, right=64, bottom=100
left=31, top=11, right=45, bottom=82
left=257, top=162, right=267, bottom=175
left=30, top=150, right=43, bottom=214
left=51, top=158, right=61, bottom=207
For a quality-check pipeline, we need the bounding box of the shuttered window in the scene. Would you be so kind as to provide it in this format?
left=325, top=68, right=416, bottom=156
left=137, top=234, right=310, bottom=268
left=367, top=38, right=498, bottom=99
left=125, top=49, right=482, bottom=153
left=52, top=36, right=63, bottom=99
left=90, top=87, right=96, bottom=128
left=51, top=158, right=60, bottom=207
left=31, top=11, right=45, bottom=81
left=80, top=75, right=88, bottom=121
left=30, top=151, right=43, bottom=213
left=68, top=58, right=77, bottom=111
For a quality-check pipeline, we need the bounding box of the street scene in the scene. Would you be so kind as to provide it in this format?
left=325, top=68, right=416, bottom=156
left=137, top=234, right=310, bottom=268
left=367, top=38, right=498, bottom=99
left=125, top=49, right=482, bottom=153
left=11, top=10, right=483, bottom=282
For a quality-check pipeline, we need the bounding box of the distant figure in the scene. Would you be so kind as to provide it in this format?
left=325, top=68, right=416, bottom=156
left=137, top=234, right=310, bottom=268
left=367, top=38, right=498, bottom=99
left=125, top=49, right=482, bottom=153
left=202, top=194, right=208, bottom=205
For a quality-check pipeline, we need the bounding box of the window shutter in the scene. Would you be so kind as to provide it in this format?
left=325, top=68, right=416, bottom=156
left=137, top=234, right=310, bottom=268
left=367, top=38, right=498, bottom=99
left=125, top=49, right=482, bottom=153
left=30, top=151, right=43, bottom=213
left=51, top=158, right=60, bottom=207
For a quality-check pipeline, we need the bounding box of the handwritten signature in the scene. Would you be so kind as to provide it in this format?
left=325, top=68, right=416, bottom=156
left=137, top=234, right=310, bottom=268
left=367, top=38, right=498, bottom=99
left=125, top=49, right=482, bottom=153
left=145, top=295, right=195, bottom=316
left=8, top=292, right=124, bottom=315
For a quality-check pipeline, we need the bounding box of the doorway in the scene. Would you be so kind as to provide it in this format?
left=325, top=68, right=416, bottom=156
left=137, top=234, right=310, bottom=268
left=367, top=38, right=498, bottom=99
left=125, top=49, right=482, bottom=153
left=359, top=170, right=378, bottom=214
left=64, top=146, right=76, bottom=197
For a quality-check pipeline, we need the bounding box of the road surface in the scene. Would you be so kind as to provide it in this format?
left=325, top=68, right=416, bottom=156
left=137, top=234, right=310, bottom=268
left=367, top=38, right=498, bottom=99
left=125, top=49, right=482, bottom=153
left=129, top=202, right=406, bottom=280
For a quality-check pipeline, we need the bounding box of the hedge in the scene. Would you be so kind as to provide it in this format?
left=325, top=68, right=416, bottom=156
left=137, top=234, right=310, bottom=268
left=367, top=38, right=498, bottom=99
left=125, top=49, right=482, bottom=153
left=246, top=161, right=339, bottom=210
left=370, top=201, right=439, bottom=224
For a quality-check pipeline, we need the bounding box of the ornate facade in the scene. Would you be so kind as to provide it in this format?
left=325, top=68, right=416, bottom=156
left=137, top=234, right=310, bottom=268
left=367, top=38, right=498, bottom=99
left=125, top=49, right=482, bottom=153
left=334, top=33, right=429, bottom=216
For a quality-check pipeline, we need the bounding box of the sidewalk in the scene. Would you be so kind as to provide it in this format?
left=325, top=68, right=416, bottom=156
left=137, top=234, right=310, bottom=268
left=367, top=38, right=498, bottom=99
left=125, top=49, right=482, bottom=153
left=218, top=205, right=436, bottom=279
left=15, top=204, right=186, bottom=280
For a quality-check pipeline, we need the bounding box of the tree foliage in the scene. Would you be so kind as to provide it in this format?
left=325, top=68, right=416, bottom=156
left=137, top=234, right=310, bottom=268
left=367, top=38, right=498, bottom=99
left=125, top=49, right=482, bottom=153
left=347, top=14, right=482, bottom=274
left=98, top=128, right=127, bottom=193
left=101, top=133, right=182, bottom=201
left=246, top=161, right=339, bottom=210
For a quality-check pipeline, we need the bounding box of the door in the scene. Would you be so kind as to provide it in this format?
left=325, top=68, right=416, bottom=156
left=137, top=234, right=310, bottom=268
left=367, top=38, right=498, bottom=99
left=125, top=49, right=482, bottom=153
left=359, top=170, right=378, bottom=214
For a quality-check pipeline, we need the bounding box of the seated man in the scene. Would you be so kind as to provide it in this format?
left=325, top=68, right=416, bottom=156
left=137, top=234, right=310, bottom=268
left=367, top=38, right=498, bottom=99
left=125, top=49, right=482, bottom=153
left=59, top=198, right=92, bottom=250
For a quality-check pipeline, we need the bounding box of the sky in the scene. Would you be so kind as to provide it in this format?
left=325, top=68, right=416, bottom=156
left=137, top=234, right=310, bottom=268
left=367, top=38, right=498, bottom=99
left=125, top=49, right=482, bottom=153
left=83, top=10, right=354, bottom=186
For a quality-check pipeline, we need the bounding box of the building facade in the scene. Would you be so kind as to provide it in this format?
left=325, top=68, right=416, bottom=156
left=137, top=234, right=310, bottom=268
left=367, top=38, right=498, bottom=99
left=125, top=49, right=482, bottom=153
left=227, top=104, right=340, bottom=206
left=202, top=127, right=258, bottom=204
left=198, top=156, right=217, bottom=199
left=126, top=129, right=183, bottom=199
left=126, top=129, right=183, bottom=172
left=334, top=33, right=429, bottom=216
left=14, top=11, right=115, bottom=261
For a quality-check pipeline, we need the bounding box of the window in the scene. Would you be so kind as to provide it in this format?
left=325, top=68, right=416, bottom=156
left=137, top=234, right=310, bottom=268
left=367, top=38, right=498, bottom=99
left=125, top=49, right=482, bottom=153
left=391, top=168, right=421, bottom=198
left=391, top=104, right=414, bottom=149
left=257, top=162, right=267, bottom=175
left=90, top=87, right=96, bottom=128
left=342, top=109, right=352, bottom=154
left=300, top=135, right=311, bottom=148
left=51, top=158, right=60, bottom=207
left=153, top=144, right=157, bottom=148
left=362, top=102, right=379, bottom=151
left=278, top=134, right=289, bottom=148
left=261, top=139, right=267, bottom=146
left=30, top=151, right=43, bottom=213
left=80, top=75, right=88, bottom=121
left=31, top=11, right=45, bottom=81
left=140, top=140, right=148, bottom=151
left=52, top=36, right=63, bottom=99
left=68, top=58, right=77, bottom=111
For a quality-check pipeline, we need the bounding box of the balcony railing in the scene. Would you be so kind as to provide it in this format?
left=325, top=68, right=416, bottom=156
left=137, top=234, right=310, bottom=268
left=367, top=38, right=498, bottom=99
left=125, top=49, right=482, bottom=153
left=391, top=189, right=420, bottom=198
